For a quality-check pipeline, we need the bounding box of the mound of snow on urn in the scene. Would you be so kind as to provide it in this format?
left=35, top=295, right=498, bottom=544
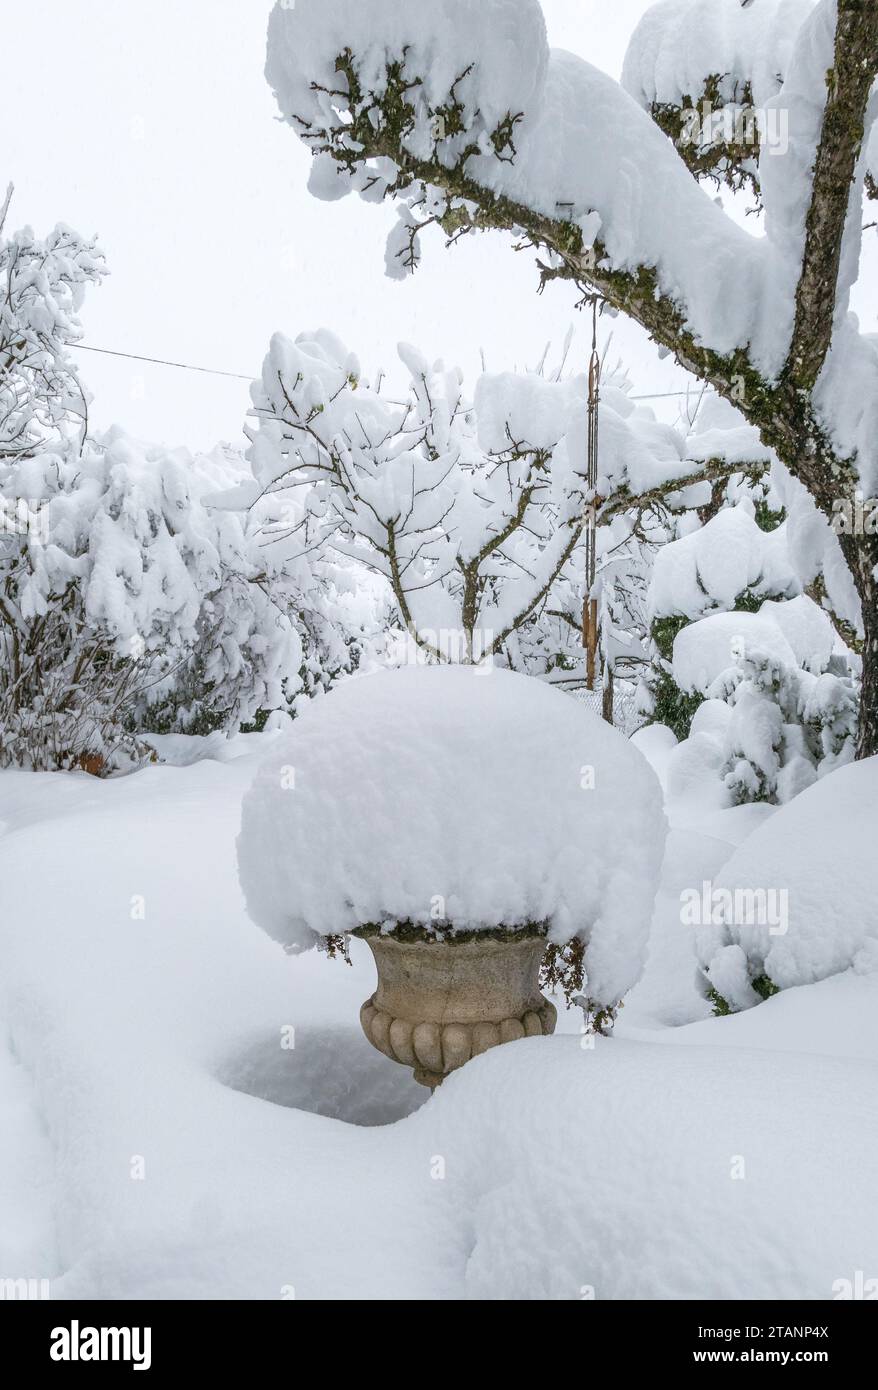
left=237, top=667, right=666, bottom=1081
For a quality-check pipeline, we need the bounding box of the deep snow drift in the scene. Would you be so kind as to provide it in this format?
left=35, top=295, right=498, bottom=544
left=697, top=756, right=878, bottom=1008
left=2, top=731, right=877, bottom=1299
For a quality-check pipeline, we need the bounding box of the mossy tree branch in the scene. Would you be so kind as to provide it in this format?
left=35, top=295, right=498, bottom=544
left=784, top=1, right=878, bottom=393
left=301, top=49, right=857, bottom=525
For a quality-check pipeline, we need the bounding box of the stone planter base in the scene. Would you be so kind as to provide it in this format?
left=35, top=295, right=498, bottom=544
left=359, top=930, right=557, bottom=1088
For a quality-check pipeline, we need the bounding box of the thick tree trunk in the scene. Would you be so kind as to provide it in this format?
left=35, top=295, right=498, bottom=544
left=839, top=532, right=878, bottom=760
left=855, top=560, right=878, bottom=762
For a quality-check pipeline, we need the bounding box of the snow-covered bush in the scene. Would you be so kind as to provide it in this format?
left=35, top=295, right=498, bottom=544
left=0, top=193, right=106, bottom=464
left=246, top=328, right=762, bottom=700
left=670, top=597, right=856, bottom=805
left=643, top=501, right=797, bottom=742
left=0, top=430, right=305, bottom=772
left=237, top=665, right=666, bottom=1018
left=650, top=501, right=859, bottom=807
left=695, top=755, right=878, bottom=1012
left=641, top=488, right=859, bottom=804
left=246, top=328, right=592, bottom=669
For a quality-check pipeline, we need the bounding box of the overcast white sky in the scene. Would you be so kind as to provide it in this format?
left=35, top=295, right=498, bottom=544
left=5, top=0, right=876, bottom=451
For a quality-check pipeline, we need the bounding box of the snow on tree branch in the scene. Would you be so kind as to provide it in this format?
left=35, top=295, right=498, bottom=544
left=267, top=0, right=773, bottom=368
left=622, top=0, right=818, bottom=200
left=265, top=0, right=876, bottom=496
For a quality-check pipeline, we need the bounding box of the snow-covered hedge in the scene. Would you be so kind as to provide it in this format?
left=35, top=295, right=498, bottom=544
left=643, top=502, right=792, bottom=742
left=238, top=665, right=666, bottom=1013
left=669, top=614, right=855, bottom=811
left=0, top=430, right=304, bottom=772
left=644, top=500, right=858, bottom=801
left=666, top=596, right=857, bottom=805
left=696, top=755, right=878, bottom=1011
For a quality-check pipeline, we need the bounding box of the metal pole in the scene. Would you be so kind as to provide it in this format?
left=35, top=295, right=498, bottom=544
left=582, top=299, right=601, bottom=692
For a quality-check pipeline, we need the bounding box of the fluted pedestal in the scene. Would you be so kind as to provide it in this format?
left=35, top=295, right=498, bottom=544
left=359, top=931, right=556, bottom=1088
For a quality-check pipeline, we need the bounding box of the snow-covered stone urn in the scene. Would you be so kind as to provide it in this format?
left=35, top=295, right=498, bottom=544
left=237, top=666, right=665, bottom=1089
left=358, top=927, right=557, bottom=1088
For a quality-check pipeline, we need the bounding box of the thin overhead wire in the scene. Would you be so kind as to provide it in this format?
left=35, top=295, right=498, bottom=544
left=630, top=388, right=699, bottom=400
left=71, top=343, right=253, bottom=382
left=70, top=342, right=699, bottom=400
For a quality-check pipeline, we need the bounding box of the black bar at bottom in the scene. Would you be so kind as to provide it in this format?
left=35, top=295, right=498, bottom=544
left=2, top=1299, right=876, bottom=1373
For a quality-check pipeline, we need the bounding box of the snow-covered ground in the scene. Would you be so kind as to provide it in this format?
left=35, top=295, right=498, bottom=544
left=2, top=731, right=876, bottom=1300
